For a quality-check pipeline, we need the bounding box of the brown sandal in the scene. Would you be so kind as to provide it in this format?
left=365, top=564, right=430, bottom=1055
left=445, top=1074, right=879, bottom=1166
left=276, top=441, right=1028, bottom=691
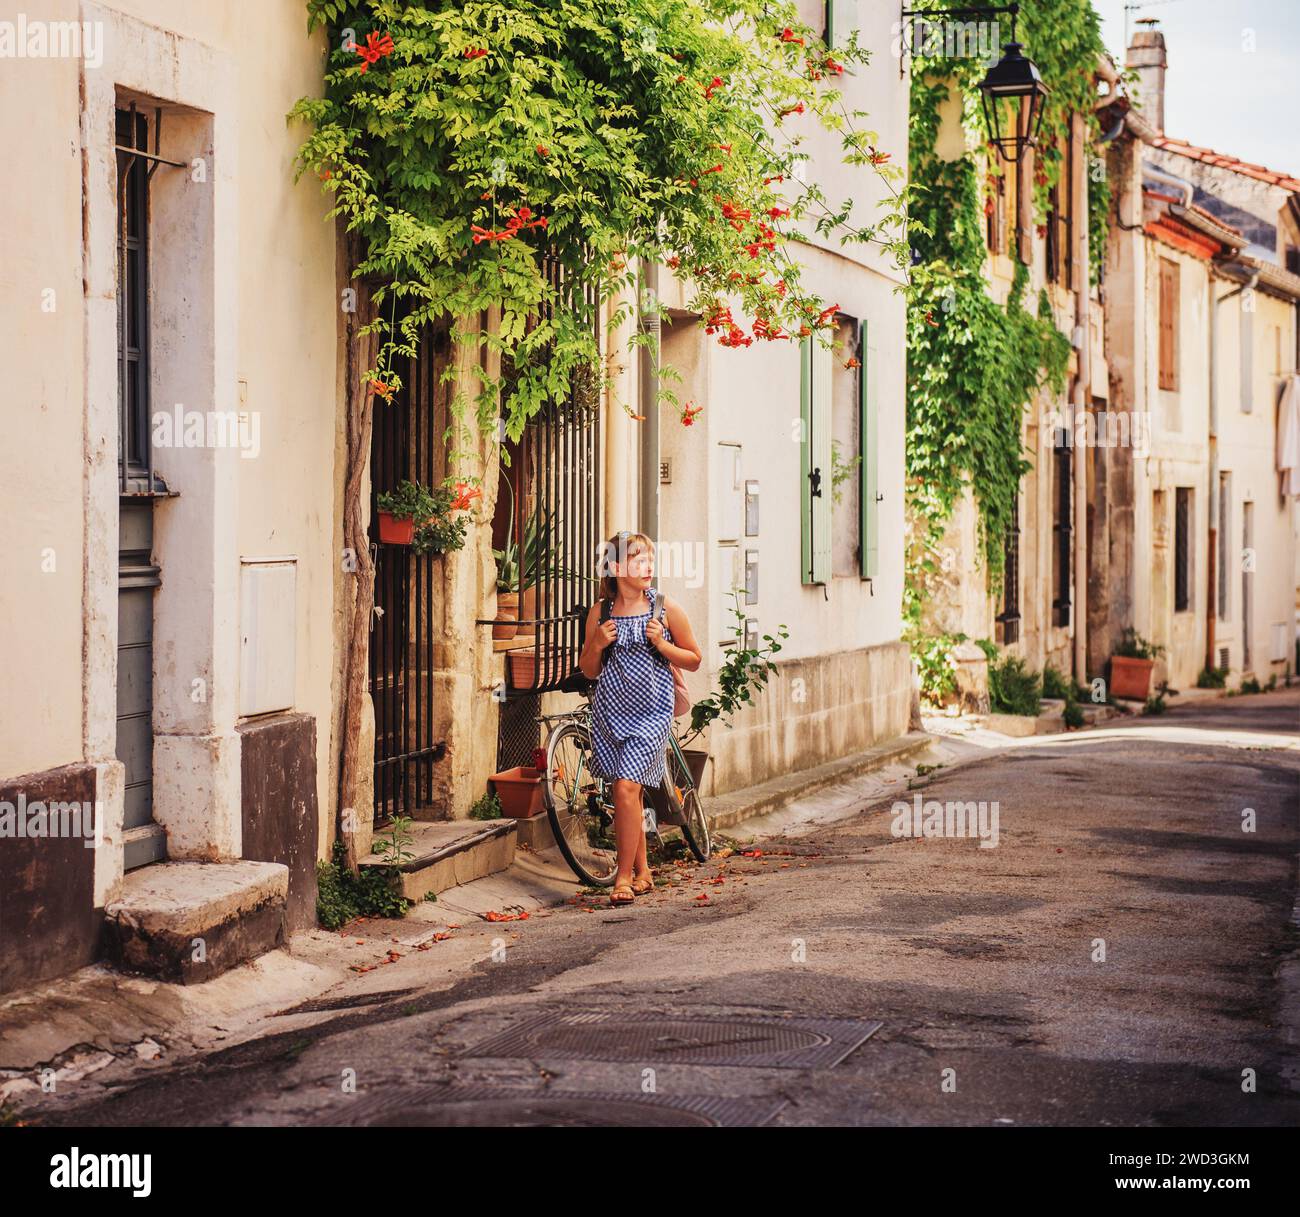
left=609, top=883, right=635, bottom=906
left=630, top=875, right=654, bottom=895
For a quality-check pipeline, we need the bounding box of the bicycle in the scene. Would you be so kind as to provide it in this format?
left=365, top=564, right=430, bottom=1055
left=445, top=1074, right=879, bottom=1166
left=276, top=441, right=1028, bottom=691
left=540, top=669, right=711, bottom=887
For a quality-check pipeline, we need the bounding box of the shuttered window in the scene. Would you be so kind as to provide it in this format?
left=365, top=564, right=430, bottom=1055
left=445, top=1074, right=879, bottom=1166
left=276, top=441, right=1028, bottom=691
left=1174, top=487, right=1192, bottom=612
left=1052, top=433, right=1072, bottom=627
left=997, top=487, right=1021, bottom=644
left=800, top=335, right=833, bottom=585
left=1158, top=257, right=1179, bottom=391
left=858, top=320, right=879, bottom=579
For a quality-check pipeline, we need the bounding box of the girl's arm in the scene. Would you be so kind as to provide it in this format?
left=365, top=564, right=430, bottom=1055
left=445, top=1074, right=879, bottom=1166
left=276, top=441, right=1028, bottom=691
left=578, top=601, right=614, bottom=679
left=649, top=596, right=703, bottom=672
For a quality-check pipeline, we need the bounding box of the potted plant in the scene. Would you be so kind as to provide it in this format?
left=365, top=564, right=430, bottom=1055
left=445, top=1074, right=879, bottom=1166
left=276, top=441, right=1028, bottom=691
left=375, top=479, right=436, bottom=546
left=492, top=542, right=520, bottom=641
left=1110, top=627, right=1165, bottom=700
left=486, top=766, right=545, bottom=818
left=677, top=592, right=789, bottom=785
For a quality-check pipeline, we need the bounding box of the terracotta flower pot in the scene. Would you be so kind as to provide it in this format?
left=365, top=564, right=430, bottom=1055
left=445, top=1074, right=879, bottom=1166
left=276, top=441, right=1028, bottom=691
left=507, top=647, right=537, bottom=689
left=515, top=585, right=537, bottom=642
left=493, top=591, right=519, bottom=641
left=487, top=766, right=545, bottom=818
left=377, top=510, right=415, bottom=545
left=1110, top=655, right=1154, bottom=700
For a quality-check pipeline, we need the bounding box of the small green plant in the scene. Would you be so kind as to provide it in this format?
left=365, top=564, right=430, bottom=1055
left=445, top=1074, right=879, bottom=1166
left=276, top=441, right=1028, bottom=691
left=988, top=654, right=1042, bottom=717
left=377, top=479, right=437, bottom=521
left=317, top=839, right=412, bottom=930
left=1042, top=665, right=1072, bottom=700
left=1196, top=666, right=1228, bottom=689
left=1063, top=698, right=1085, bottom=729
left=909, top=630, right=967, bottom=706
left=1239, top=675, right=1262, bottom=695
left=1143, top=693, right=1167, bottom=715
left=1114, top=627, right=1165, bottom=661
left=372, top=814, right=416, bottom=866
left=468, top=791, right=503, bottom=821
left=682, top=592, right=788, bottom=746
left=829, top=440, right=862, bottom=506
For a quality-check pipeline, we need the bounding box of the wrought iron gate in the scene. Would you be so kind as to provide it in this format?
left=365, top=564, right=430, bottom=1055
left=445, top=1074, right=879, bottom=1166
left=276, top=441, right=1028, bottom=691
left=368, top=321, right=448, bottom=823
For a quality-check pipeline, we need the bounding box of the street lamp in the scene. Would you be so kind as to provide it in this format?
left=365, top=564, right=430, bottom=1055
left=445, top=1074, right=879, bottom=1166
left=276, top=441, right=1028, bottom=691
left=899, top=4, right=1049, bottom=163
left=978, top=39, right=1049, bottom=163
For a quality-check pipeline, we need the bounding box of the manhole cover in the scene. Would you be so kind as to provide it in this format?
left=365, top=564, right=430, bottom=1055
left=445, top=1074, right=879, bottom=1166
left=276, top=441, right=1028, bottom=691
left=459, top=1010, right=882, bottom=1069
left=316, top=1084, right=785, bottom=1127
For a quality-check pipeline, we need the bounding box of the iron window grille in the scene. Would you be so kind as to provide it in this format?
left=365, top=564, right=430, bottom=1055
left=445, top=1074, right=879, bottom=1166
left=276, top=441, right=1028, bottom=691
left=996, top=488, right=1021, bottom=644
left=1174, top=487, right=1192, bottom=613
left=115, top=102, right=182, bottom=496
left=1051, top=431, right=1071, bottom=628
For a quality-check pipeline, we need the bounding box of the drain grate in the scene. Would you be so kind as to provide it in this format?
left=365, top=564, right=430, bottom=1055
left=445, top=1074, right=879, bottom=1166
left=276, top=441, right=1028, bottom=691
left=458, top=1010, right=882, bottom=1069
left=315, top=1084, right=786, bottom=1127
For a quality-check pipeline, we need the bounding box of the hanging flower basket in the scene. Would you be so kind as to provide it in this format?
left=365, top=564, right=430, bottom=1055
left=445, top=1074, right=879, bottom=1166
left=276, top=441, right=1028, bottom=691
left=377, top=510, right=416, bottom=546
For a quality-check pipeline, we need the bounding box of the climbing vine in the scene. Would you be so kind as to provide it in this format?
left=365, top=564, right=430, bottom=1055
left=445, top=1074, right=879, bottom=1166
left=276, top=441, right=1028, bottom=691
left=903, top=0, right=1106, bottom=632
left=292, top=0, right=909, bottom=449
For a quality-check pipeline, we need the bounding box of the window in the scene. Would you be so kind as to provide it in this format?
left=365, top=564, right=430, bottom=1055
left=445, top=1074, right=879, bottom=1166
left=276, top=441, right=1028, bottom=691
left=800, top=334, right=832, bottom=585
left=1158, top=257, right=1179, bottom=391
left=830, top=316, right=860, bottom=577
left=1052, top=432, right=1072, bottom=627
left=1217, top=473, right=1230, bottom=620
left=996, top=487, right=1021, bottom=644
left=117, top=107, right=152, bottom=491
left=1239, top=299, right=1254, bottom=413
left=986, top=172, right=1007, bottom=255
left=1045, top=137, right=1072, bottom=288
left=1174, top=487, right=1192, bottom=612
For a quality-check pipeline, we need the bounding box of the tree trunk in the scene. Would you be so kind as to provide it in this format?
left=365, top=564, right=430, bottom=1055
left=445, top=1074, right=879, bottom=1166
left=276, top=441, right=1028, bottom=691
left=336, top=245, right=378, bottom=873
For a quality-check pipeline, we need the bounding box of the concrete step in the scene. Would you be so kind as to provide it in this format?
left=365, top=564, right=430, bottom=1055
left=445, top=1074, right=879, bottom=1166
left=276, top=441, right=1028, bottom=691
left=102, top=860, right=288, bottom=985
left=360, top=819, right=517, bottom=902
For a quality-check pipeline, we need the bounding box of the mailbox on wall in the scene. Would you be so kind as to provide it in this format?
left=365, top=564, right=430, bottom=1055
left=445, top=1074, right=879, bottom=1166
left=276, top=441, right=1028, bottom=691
left=715, top=442, right=743, bottom=542
left=745, top=479, right=759, bottom=536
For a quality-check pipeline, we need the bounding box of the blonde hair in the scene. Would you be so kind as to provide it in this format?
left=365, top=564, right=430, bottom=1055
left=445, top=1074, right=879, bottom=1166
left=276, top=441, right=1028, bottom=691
left=597, top=531, right=654, bottom=602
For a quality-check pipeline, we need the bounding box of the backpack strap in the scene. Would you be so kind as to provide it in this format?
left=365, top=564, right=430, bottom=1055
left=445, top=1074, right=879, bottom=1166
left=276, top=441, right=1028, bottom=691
left=599, top=597, right=612, bottom=623
left=653, top=590, right=667, bottom=622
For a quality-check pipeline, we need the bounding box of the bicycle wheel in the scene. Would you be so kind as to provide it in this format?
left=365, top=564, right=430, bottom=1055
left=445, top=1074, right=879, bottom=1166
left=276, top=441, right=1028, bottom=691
left=542, top=721, right=619, bottom=887
left=664, top=741, right=710, bottom=863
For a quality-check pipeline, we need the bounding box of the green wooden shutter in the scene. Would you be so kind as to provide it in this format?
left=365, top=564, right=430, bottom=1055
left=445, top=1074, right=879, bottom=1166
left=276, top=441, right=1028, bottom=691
left=811, top=336, right=832, bottom=584
left=859, top=319, right=879, bottom=579
left=800, top=336, right=813, bottom=582
left=824, top=0, right=835, bottom=47
left=800, top=335, right=832, bottom=586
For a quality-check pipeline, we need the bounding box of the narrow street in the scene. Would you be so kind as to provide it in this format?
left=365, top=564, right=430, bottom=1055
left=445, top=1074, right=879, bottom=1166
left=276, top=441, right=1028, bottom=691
left=23, top=692, right=1300, bottom=1128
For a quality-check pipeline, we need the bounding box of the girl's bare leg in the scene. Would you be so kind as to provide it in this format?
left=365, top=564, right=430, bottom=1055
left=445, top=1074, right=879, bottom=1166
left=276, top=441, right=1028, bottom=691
left=611, top=779, right=643, bottom=887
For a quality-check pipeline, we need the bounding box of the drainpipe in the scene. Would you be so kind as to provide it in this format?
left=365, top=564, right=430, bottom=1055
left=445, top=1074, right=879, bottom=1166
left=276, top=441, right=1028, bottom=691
left=1072, top=111, right=1090, bottom=686
left=1143, top=162, right=1193, bottom=206
left=638, top=258, right=661, bottom=541
left=1207, top=267, right=1260, bottom=671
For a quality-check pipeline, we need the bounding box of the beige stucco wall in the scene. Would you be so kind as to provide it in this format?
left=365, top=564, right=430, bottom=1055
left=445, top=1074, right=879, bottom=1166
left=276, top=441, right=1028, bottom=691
left=1215, top=287, right=1297, bottom=680
left=1, top=2, right=341, bottom=875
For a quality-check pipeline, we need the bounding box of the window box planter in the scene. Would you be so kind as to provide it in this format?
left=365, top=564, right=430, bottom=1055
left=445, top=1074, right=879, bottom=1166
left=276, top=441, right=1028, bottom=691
left=1110, top=655, right=1154, bottom=700
left=506, top=646, right=536, bottom=688
left=377, top=510, right=416, bottom=546
left=487, top=766, right=545, bottom=818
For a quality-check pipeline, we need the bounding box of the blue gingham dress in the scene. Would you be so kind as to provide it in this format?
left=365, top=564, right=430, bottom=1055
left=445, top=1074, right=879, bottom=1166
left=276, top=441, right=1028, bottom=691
left=590, top=588, right=675, bottom=786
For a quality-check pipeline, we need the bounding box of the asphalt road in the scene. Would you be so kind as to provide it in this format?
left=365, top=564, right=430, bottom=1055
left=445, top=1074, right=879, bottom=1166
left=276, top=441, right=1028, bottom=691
left=22, top=690, right=1300, bottom=1128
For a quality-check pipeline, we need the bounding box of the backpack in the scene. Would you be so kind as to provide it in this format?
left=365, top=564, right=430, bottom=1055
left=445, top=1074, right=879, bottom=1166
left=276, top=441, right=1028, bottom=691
left=600, top=592, right=691, bottom=718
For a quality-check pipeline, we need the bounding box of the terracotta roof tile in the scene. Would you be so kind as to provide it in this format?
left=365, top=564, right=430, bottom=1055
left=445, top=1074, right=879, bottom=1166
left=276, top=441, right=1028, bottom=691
left=1151, top=135, right=1300, bottom=193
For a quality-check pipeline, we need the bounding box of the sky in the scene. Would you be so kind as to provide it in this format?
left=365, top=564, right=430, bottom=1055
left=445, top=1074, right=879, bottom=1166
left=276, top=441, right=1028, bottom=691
left=1091, top=0, right=1300, bottom=177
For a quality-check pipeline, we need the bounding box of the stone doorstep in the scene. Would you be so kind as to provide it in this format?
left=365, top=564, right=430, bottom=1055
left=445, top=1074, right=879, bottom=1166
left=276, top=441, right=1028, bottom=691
left=360, top=819, right=517, bottom=902
left=702, top=731, right=934, bottom=833
left=101, top=860, right=289, bottom=986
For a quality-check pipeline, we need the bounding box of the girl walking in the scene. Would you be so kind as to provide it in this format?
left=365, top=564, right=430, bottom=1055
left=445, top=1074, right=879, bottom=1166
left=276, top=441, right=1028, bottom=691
left=578, top=531, right=702, bottom=906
